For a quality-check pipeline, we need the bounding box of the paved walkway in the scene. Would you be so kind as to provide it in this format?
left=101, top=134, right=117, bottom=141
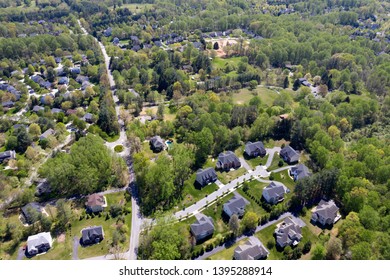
left=72, top=236, right=79, bottom=260
left=197, top=212, right=305, bottom=260
left=239, top=157, right=252, bottom=172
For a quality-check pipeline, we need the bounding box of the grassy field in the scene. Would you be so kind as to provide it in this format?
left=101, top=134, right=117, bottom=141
left=236, top=188, right=268, bottom=216
left=271, top=170, right=295, bottom=190
left=216, top=168, right=247, bottom=184
left=246, top=154, right=269, bottom=169
left=212, top=57, right=242, bottom=69
left=208, top=238, right=248, bottom=260
left=241, top=179, right=268, bottom=200
left=267, top=153, right=288, bottom=171
left=232, top=87, right=280, bottom=106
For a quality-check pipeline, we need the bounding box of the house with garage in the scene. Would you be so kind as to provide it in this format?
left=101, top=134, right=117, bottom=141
left=280, top=145, right=300, bottom=164
left=21, top=202, right=44, bottom=224
left=32, top=105, right=44, bottom=113
left=245, top=141, right=266, bottom=158
left=39, top=128, right=55, bottom=140
left=26, top=232, right=53, bottom=256
left=190, top=214, right=215, bottom=243
left=195, top=167, right=218, bottom=188
left=216, top=151, right=241, bottom=171
left=85, top=193, right=107, bottom=213
left=149, top=135, right=165, bottom=152
left=262, top=181, right=289, bottom=205
left=2, top=100, right=15, bottom=108
left=81, top=226, right=104, bottom=246
left=274, top=217, right=302, bottom=248
left=0, top=150, right=16, bottom=163
left=290, top=164, right=311, bottom=181
left=223, top=194, right=249, bottom=218
left=233, top=236, right=269, bottom=260
left=311, top=200, right=340, bottom=227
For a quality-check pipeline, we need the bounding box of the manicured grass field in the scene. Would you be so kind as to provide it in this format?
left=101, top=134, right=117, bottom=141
left=208, top=238, right=248, bottom=260
left=110, top=3, right=154, bottom=13
left=271, top=170, right=295, bottom=190
left=267, top=154, right=287, bottom=171
left=246, top=154, right=269, bottom=169
left=212, top=57, right=242, bottom=69
left=232, top=87, right=280, bottom=106
left=217, top=167, right=247, bottom=184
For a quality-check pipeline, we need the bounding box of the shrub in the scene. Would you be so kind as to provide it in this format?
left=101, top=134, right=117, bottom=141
left=109, top=204, right=123, bottom=218
left=269, top=172, right=275, bottom=180
left=267, top=239, right=275, bottom=249
left=278, top=159, right=284, bottom=167
left=114, top=145, right=124, bottom=153
left=303, top=241, right=312, bottom=254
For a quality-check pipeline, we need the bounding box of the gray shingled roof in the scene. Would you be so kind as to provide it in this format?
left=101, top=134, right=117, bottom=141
left=150, top=135, right=165, bottom=150
left=313, top=200, right=339, bottom=221
left=280, top=146, right=300, bottom=163
left=290, top=164, right=311, bottom=180
left=39, top=128, right=55, bottom=140
left=216, top=151, right=241, bottom=169
left=275, top=217, right=302, bottom=247
left=190, top=214, right=214, bottom=238
left=245, top=141, right=266, bottom=157
left=234, top=236, right=269, bottom=260
left=224, top=194, right=249, bottom=217
left=81, top=226, right=104, bottom=244
left=262, top=181, right=288, bottom=203
left=195, top=167, right=217, bottom=187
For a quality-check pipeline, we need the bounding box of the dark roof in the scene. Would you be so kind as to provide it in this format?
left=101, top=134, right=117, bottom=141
left=314, top=200, right=339, bottom=221
left=71, top=67, right=81, bottom=74
left=51, top=108, right=63, bottom=114
left=290, top=164, right=311, bottom=180
left=0, top=150, right=16, bottom=162
left=21, top=203, right=42, bottom=224
left=262, top=181, right=287, bottom=202
left=223, top=194, right=249, bottom=217
left=245, top=141, right=266, bottom=156
left=82, top=226, right=104, bottom=243
left=190, top=215, right=214, bottom=238
left=58, top=77, right=69, bottom=85
left=234, top=237, right=268, bottom=260
left=150, top=136, right=165, bottom=149
left=2, top=101, right=15, bottom=108
left=195, top=167, right=218, bottom=186
left=32, top=105, right=44, bottom=112
left=280, top=146, right=300, bottom=163
left=216, top=151, right=240, bottom=169
left=40, top=128, right=55, bottom=140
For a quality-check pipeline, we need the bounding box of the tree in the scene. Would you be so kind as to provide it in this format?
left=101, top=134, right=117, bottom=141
left=283, top=76, right=289, bottom=89
left=29, top=123, right=41, bottom=140
left=241, top=211, right=258, bottom=233
left=293, top=79, right=300, bottom=91
left=351, top=242, right=371, bottom=260
left=311, top=244, right=326, bottom=260
left=194, top=128, right=213, bottom=167
left=157, top=103, right=165, bottom=120
left=171, top=144, right=194, bottom=188
left=55, top=199, right=72, bottom=232
left=326, top=237, right=342, bottom=260
left=229, top=214, right=240, bottom=237
left=15, top=127, right=32, bottom=153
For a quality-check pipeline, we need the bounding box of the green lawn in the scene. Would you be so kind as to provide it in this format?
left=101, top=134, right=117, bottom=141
left=110, top=3, right=154, bottom=13
left=246, top=154, right=269, bottom=169
left=271, top=170, right=295, bottom=190
left=241, top=179, right=268, bottom=200
left=208, top=238, right=248, bottom=260
left=212, top=57, right=242, bottom=69
left=141, top=141, right=168, bottom=160
left=105, top=134, right=120, bottom=143
left=217, top=167, right=247, bottom=184
left=232, top=87, right=280, bottom=106
left=236, top=188, right=267, bottom=216
left=267, top=153, right=287, bottom=171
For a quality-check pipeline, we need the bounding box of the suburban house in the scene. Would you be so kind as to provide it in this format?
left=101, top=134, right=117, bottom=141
left=262, top=182, right=289, bottom=204
left=83, top=113, right=94, bottom=123
left=190, top=214, right=215, bottom=243
left=81, top=226, right=104, bottom=246
left=2, top=100, right=14, bottom=108
left=149, top=136, right=165, bottom=152
left=32, top=105, right=44, bottom=113
left=85, top=193, right=107, bottom=213
left=280, top=146, right=300, bottom=164
left=298, top=78, right=311, bottom=87
left=58, top=77, right=69, bottom=85
left=26, top=232, right=53, bottom=256
left=195, top=167, right=218, bottom=188
left=223, top=194, right=249, bottom=218
left=244, top=141, right=266, bottom=158
left=233, top=236, right=269, bottom=260
left=274, top=217, right=302, bottom=248
left=39, top=128, right=55, bottom=140
left=51, top=108, right=63, bottom=114
left=311, top=200, right=340, bottom=227
left=0, top=150, right=16, bottom=163
left=216, top=151, right=241, bottom=171
left=21, top=202, right=44, bottom=224
left=290, top=164, right=311, bottom=181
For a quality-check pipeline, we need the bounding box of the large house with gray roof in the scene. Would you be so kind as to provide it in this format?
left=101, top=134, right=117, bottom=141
left=0, top=150, right=16, bottom=163
left=81, top=226, right=104, bottom=246
left=216, top=151, right=241, bottom=171
left=26, top=232, right=53, bottom=256
left=233, top=236, right=269, bottom=260
left=245, top=141, right=266, bottom=158
left=262, top=181, right=289, bottom=205
left=280, top=145, right=300, bottom=164
left=150, top=135, right=165, bottom=152
left=274, top=217, right=302, bottom=248
left=190, top=214, right=215, bottom=243
left=195, top=167, right=218, bottom=188
left=290, top=164, right=311, bottom=181
left=311, top=200, right=340, bottom=227
left=223, top=194, right=249, bottom=218
left=39, top=128, right=55, bottom=140
left=21, top=202, right=44, bottom=224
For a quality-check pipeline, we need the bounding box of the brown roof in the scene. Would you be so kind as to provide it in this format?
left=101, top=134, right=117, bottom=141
left=85, top=194, right=105, bottom=207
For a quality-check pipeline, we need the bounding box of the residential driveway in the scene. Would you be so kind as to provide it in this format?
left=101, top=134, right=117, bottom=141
left=265, top=147, right=281, bottom=168
left=16, top=247, right=25, bottom=260
left=215, top=180, right=224, bottom=188
left=239, top=157, right=252, bottom=172
left=72, top=236, right=79, bottom=260
left=272, top=165, right=294, bottom=173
